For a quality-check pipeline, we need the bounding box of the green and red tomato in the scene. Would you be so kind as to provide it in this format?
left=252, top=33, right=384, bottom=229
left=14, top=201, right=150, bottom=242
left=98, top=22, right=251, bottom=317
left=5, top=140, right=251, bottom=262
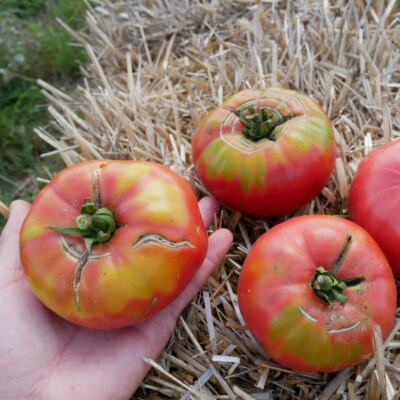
left=238, top=215, right=397, bottom=372
left=20, top=160, right=208, bottom=329
left=349, top=139, right=400, bottom=277
left=191, top=88, right=336, bottom=217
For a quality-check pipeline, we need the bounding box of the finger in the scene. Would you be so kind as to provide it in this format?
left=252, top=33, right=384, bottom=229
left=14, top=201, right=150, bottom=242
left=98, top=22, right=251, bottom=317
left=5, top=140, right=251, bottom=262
left=1, top=200, right=31, bottom=237
left=198, top=196, right=220, bottom=229
left=136, top=227, right=233, bottom=354
left=169, top=227, right=233, bottom=316
left=0, top=200, right=30, bottom=268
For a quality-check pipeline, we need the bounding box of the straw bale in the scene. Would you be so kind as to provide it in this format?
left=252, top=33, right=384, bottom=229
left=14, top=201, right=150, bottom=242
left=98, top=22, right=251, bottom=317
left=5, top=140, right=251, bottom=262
left=31, top=0, right=400, bottom=398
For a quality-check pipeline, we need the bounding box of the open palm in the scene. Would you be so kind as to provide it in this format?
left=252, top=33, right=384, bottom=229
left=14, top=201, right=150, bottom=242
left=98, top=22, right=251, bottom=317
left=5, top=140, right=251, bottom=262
left=0, top=198, right=232, bottom=399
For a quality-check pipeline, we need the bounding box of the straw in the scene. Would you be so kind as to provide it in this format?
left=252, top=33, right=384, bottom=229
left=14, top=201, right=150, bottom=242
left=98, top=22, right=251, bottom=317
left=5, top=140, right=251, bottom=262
left=18, top=0, right=400, bottom=398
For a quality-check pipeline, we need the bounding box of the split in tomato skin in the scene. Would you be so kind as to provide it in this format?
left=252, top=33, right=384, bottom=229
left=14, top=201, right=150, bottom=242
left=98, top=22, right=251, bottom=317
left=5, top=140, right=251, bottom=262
left=237, top=215, right=397, bottom=372
left=349, top=139, right=400, bottom=278
left=19, top=160, right=208, bottom=330
left=191, top=88, right=336, bottom=217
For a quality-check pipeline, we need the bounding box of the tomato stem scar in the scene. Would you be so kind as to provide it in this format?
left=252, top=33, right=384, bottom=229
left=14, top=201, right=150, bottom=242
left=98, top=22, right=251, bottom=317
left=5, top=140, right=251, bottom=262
left=225, top=105, right=295, bottom=142
left=48, top=163, right=116, bottom=312
left=133, top=234, right=195, bottom=249
left=73, top=248, right=90, bottom=311
left=92, top=166, right=103, bottom=208
left=327, top=321, right=361, bottom=334
left=311, top=233, right=365, bottom=305
left=298, top=306, right=318, bottom=323
left=331, top=233, right=353, bottom=275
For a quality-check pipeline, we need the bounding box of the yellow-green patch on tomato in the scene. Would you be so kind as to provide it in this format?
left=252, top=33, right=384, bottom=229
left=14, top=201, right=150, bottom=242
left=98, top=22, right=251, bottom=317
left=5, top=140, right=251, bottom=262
left=20, top=160, right=208, bottom=330
left=192, top=87, right=336, bottom=217
left=238, top=215, right=397, bottom=372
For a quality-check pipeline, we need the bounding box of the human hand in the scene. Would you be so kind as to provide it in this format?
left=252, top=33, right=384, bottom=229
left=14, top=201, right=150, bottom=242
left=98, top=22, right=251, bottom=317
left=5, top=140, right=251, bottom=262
left=0, top=197, right=232, bottom=400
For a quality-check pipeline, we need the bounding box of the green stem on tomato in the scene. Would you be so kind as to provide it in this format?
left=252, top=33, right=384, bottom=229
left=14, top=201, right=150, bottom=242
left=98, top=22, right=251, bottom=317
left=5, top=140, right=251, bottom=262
left=225, top=105, right=294, bottom=141
left=311, top=233, right=365, bottom=305
left=49, top=198, right=116, bottom=251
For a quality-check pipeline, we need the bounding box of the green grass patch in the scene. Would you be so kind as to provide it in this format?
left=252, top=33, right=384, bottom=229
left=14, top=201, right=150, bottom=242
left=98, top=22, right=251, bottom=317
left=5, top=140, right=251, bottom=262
left=0, top=0, right=89, bottom=229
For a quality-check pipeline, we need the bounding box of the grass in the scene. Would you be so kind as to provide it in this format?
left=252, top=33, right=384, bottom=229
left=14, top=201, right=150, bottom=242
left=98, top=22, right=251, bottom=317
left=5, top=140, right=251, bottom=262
left=0, top=0, right=88, bottom=229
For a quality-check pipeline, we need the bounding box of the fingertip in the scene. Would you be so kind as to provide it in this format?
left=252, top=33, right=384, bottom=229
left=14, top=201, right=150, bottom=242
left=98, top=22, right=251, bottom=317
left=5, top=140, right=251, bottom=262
left=2, top=200, right=31, bottom=236
left=10, top=199, right=31, bottom=212
left=10, top=200, right=31, bottom=220
left=212, top=227, right=233, bottom=240
left=198, top=196, right=220, bottom=213
left=209, top=228, right=233, bottom=250
left=198, top=196, right=221, bottom=228
left=204, top=228, right=233, bottom=270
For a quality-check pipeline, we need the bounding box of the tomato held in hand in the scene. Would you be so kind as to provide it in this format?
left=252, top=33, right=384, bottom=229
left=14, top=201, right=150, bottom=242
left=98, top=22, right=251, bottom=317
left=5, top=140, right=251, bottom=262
left=349, top=139, right=400, bottom=277
left=238, top=215, right=396, bottom=372
left=20, top=161, right=208, bottom=329
left=191, top=88, right=336, bottom=217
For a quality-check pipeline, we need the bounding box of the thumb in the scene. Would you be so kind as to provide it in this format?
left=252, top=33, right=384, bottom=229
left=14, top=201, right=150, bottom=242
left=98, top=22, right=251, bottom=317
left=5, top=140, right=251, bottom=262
left=1, top=200, right=31, bottom=238
left=168, top=227, right=233, bottom=316
left=0, top=200, right=31, bottom=271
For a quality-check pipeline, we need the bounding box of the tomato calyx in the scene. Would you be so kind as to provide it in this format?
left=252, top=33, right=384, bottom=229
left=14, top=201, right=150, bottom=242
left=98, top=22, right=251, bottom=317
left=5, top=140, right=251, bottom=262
left=49, top=198, right=117, bottom=251
left=311, top=233, right=365, bottom=305
left=226, top=105, right=294, bottom=141
left=50, top=198, right=117, bottom=311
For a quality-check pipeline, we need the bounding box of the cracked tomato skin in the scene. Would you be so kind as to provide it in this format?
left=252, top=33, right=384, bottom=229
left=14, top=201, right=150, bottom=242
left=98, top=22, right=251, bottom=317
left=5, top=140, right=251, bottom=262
left=191, top=88, right=336, bottom=217
left=237, top=215, right=397, bottom=372
left=19, top=160, right=208, bottom=329
left=349, top=139, right=400, bottom=277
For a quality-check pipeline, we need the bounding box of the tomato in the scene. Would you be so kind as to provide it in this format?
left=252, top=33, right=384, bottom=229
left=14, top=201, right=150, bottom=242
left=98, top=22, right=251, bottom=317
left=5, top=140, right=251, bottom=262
left=349, top=139, right=400, bottom=277
left=19, top=160, right=208, bottom=329
left=237, top=215, right=397, bottom=372
left=191, top=88, right=336, bottom=217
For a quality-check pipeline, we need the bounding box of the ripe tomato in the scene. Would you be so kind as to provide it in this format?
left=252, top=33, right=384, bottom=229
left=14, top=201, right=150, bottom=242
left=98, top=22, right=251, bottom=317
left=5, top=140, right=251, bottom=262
left=349, top=139, right=400, bottom=277
left=237, top=215, right=396, bottom=372
left=20, top=160, right=208, bottom=329
left=191, top=88, right=336, bottom=217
